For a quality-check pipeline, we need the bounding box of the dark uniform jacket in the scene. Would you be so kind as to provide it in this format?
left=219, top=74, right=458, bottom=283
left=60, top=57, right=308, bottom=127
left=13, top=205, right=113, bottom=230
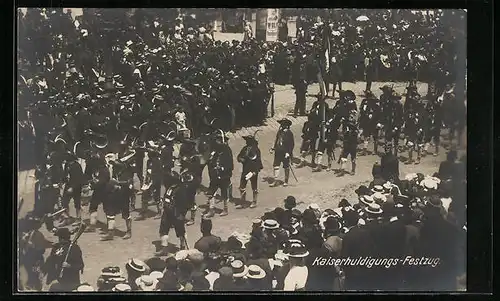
left=274, top=129, right=294, bottom=155
left=64, top=160, right=84, bottom=188
left=208, top=144, right=234, bottom=180
left=381, top=152, right=400, bottom=181
left=359, top=98, right=381, bottom=130
left=237, top=145, right=263, bottom=174
left=44, top=241, right=84, bottom=289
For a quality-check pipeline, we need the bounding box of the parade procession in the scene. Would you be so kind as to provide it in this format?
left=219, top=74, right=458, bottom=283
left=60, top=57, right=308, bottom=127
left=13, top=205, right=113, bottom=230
left=17, top=8, right=467, bottom=292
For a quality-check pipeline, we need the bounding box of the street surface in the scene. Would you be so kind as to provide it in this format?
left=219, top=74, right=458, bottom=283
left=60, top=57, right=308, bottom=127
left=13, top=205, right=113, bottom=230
left=17, top=81, right=466, bottom=288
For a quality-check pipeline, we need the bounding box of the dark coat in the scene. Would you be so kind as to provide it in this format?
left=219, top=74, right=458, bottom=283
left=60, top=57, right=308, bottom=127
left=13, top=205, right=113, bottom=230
left=44, top=242, right=84, bottom=290
left=237, top=144, right=263, bottom=174
left=274, top=129, right=294, bottom=154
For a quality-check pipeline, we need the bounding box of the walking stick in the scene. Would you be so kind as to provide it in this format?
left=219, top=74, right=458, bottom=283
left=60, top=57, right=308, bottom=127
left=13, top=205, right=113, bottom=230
left=59, top=223, right=87, bottom=279
left=288, top=163, right=299, bottom=183
left=271, top=84, right=275, bottom=117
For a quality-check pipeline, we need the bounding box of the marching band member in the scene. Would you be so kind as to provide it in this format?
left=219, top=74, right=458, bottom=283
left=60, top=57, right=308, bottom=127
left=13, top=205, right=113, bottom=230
left=339, top=112, right=359, bottom=176
left=204, top=130, right=234, bottom=218
left=236, top=131, right=264, bottom=209
left=270, top=119, right=294, bottom=187
left=358, top=91, right=382, bottom=156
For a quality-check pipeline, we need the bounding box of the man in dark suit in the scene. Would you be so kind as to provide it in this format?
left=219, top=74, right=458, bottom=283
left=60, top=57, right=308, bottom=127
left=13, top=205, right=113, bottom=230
left=380, top=143, right=400, bottom=182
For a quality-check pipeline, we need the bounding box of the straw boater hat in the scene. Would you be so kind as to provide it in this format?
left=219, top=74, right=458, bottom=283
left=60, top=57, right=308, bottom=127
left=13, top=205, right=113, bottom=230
left=365, top=203, right=383, bottom=215
left=420, top=178, right=439, bottom=190
left=247, top=265, right=266, bottom=280
left=135, top=275, right=158, bottom=291
left=75, top=284, right=95, bottom=292
left=285, top=241, right=310, bottom=258
left=372, top=192, right=387, bottom=204
left=126, top=258, right=147, bottom=273
left=372, top=185, right=384, bottom=193
left=359, top=194, right=375, bottom=206
left=149, top=271, right=164, bottom=281
left=230, top=260, right=249, bottom=278
left=262, top=219, right=279, bottom=230
left=112, top=283, right=132, bottom=292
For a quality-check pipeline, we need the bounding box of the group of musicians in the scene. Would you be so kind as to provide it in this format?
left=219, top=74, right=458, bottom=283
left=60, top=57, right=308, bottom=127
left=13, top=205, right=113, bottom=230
left=28, top=81, right=454, bottom=248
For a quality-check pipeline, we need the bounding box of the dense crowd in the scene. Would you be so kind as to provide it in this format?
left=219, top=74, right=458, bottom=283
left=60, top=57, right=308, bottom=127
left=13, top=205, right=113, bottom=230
left=19, top=149, right=466, bottom=292
left=18, top=8, right=276, bottom=170
left=18, top=9, right=466, bottom=169
left=18, top=8, right=467, bottom=292
left=274, top=9, right=465, bottom=94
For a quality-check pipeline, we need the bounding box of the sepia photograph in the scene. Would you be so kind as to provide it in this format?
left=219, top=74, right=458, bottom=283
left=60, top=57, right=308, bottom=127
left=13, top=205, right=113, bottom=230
left=17, top=8, right=467, bottom=292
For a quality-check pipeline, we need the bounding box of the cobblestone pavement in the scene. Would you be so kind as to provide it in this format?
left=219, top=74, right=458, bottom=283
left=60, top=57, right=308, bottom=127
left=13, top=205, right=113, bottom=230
left=17, top=81, right=466, bottom=288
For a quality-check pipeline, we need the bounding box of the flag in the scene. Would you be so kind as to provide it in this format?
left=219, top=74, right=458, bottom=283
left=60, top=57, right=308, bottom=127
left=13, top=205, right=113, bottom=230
left=316, top=24, right=331, bottom=141
left=317, top=24, right=331, bottom=98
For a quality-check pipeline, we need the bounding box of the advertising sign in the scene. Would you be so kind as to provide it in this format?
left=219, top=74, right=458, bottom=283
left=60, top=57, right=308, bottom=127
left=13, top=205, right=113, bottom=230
left=266, top=8, right=280, bottom=42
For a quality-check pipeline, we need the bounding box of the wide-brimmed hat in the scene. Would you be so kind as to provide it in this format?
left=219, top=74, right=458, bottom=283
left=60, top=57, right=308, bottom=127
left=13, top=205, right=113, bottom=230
left=285, top=241, right=310, bottom=258
left=112, top=283, right=132, bottom=292
left=135, top=275, right=158, bottom=291
left=247, top=265, right=266, bottom=279
left=230, top=260, right=248, bottom=278
left=278, top=118, right=292, bottom=128
left=262, top=219, right=279, bottom=230
left=359, top=195, right=375, bottom=206
left=379, top=85, right=393, bottom=92
left=339, top=90, right=356, bottom=100
left=126, top=258, right=147, bottom=273
left=323, top=216, right=342, bottom=233
left=355, top=185, right=372, bottom=196
left=365, top=203, right=383, bottom=215
left=371, top=185, right=384, bottom=193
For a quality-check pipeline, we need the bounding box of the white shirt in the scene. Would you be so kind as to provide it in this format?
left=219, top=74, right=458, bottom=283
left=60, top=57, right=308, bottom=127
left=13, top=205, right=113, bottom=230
left=205, top=271, right=219, bottom=291
left=283, top=266, right=308, bottom=291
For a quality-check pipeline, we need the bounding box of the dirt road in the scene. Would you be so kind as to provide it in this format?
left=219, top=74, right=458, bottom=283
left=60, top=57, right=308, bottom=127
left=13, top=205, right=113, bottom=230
left=17, top=81, right=465, bottom=288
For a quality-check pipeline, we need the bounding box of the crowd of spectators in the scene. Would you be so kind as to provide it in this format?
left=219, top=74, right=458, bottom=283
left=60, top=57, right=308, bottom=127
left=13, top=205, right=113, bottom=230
left=20, top=150, right=466, bottom=291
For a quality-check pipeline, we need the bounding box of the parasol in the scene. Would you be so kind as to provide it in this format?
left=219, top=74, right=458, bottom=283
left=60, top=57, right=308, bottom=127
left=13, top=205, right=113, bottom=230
left=356, top=15, right=369, bottom=22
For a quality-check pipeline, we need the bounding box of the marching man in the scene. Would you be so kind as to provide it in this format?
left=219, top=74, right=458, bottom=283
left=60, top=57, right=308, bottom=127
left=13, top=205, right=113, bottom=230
left=235, top=131, right=264, bottom=209
left=204, top=130, right=234, bottom=218
left=270, top=118, right=295, bottom=187
left=339, top=111, right=360, bottom=175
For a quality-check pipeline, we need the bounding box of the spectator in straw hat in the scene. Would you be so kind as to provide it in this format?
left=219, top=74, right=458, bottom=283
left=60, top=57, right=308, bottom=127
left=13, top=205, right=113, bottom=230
left=282, top=241, right=309, bottom=291
left=112, top=283, right=131, bottom=292
left=230, top=260, right=250, bottom=290
left=125, top=258, right=148, bottom=290
left=246, top=264, right=270, bottom=291
left=135, top=275, right=159, bottom=291
left=74, top=283, right=95, bottom=292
